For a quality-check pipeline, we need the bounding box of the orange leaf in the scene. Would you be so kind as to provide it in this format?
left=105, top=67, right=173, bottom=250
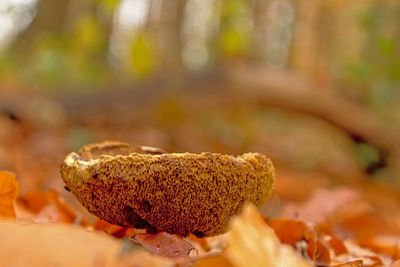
left=358, top=235, right=400, bottom=261
left=18, top=189, right=87, bottom=225
left=19, top=189, right=62, bottom=213
left=328, top=236, right=348, bottom=256
left=280, top=187, right=359, bottom=225
left=268, top=219, right=318, bottom=261
left=95, top=219, right=139, bottom=238
left=315, top=239, right=331, bottom=265
left=392, top=259, right=400, bottom=267
left=330, top=260, right=363, bottom=267
left=0, top=171, right=19, bottom=218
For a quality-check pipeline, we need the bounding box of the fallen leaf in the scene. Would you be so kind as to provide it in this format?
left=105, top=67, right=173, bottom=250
left=0, top=171, right=19, bottom=219
left=267, top=219, right=318, bottom=261
left=95, top=219, right=123, bottom=233
left=0, top=220, right=173, bottom=267
left=392, top=259, right=400, bottom=267
left=330, top=260, right=363, bottom=267
left=334, top=240, right=389, bottom=266
left=358, top=235, right=400, bottom=261
left=280, top=187, right=359, bottom=225
left=188, top=233, right=210, bottom=252
left=95, top=219, right=140, bottom=238
left=17, top=189, right=87, bottom=225
left=328, top=236, right=348, bottom=256
left=194, top=255, right=233, bottom=267
left=226, top=203, right=311, bottom=267
left=18, top=189, right=60, bottom=213
left=131, top=232, right=197, bottom=260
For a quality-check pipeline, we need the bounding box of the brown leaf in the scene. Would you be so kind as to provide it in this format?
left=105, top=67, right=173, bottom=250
left=131, top=232, right=197, bottom=259
left=0, top=171, right=19, bottom=219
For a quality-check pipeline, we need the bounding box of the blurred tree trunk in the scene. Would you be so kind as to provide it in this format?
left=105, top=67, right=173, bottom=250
left=150, top=0, right=186, bottom=74
left=13, top=0, right=71, bottom=52
left=290, top=0, right=319, bottom=78
left=64, top=0, right=97, bottom=30
left=251, top=0, right=271, bottom=60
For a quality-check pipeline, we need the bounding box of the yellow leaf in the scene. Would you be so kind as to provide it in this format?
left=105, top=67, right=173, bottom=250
left=0, top=220, right=173, bottom=267
left=226, top=204, right=311, bottom=267
left=0, top=171, right=19, bottom=219
left=195, top=255, right=233, bottom=267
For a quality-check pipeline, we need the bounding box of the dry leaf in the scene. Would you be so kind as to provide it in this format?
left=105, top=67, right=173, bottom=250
left=334, top=240, right=389, bottom=266
left=0, top=171, right=19, bottom=218
left=225, top=204, right=311, bottom=267
left=95, top=219, right=140, bottom=238
left=330, top=260, right=363, bottom=267
left=267, top=219, right=319, bottom=261
left=17, top=189, right=87, bottom=225
left=392, top=259, right=400, bottom=267
left=358, top=235, right=400, bottom=261
left=0, top=220, right=173, bottom=267
left=131, top=232, right=197, bottom=259
left=194, top=255, right=233, bottom=267
left=280, top=187, right=359, bottom=224
left=327, top=236, right=348, bottom=256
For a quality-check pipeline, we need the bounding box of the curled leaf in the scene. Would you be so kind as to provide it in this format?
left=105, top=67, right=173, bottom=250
left=226, top=204, right=311, bottom=267
left=267, top=219, right=318, bottom=261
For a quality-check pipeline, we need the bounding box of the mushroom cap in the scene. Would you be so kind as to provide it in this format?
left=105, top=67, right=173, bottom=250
left=61, top=141, right=275, bottom=236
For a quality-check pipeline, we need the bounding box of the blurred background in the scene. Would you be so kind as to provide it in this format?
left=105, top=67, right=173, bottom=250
left=1, top=0, right=400, bottom=198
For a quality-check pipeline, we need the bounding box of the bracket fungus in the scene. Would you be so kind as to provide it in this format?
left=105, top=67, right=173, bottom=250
left=60, top=141, right=275, bottom=236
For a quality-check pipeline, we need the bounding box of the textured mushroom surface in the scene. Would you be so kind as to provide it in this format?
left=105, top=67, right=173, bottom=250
left=60, top=141, right=275, bottom=236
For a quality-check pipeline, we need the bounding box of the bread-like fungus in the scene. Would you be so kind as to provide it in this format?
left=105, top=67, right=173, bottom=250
left=60, top=141, right=275, bottom=236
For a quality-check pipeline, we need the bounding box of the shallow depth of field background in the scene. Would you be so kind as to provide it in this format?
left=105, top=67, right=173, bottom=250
left=1, top=0, right=400, bottom=197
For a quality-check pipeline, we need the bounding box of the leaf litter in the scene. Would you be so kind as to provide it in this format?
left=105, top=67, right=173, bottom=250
left=1, top=167, right=400, bottom=266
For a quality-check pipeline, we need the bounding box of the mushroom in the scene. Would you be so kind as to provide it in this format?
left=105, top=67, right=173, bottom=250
left=60, top=141, right=275, bottom=236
